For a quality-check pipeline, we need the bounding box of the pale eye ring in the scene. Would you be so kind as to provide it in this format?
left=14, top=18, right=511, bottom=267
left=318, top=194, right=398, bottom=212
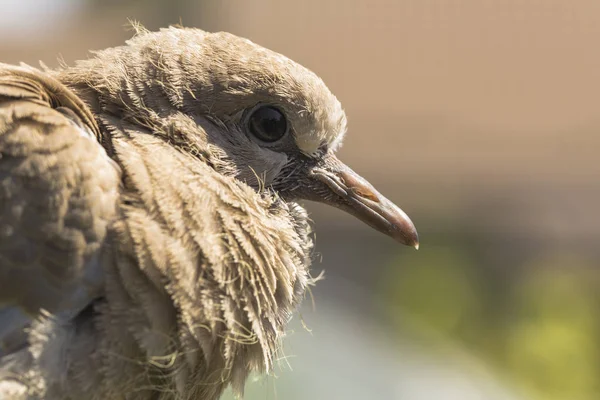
left=246, top=105, right=288, bottom=143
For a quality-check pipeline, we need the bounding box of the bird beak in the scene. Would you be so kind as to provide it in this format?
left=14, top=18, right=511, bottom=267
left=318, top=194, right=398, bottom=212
left=307, top=154, right=419, bottom=248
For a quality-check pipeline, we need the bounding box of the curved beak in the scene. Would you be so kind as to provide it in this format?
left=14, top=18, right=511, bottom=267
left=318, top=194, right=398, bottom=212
left=307, top=154, right=419, bottom=248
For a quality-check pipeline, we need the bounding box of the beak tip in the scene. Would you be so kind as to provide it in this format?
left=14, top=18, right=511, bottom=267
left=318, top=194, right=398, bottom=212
left=391, top=228, right=419, bottom=249
left=391, top=218, right=419, bottom=250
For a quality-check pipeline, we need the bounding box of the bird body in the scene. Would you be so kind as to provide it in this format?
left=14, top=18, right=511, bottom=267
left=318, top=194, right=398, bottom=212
left=0, top=27, right=417, bottom=399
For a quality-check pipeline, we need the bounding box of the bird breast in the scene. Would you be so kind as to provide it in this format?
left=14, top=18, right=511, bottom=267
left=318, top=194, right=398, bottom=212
left=92, top=116, right=314, bottom=397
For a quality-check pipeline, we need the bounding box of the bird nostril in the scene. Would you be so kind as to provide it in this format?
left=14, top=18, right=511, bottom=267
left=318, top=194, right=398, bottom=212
left=351, top=186, right=379, bottom=202
left=337, top=171, right=379, bottom=202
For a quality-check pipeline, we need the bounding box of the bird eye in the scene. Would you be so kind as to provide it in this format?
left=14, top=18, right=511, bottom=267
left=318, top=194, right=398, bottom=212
left=246, top=105, right=288, bottom=143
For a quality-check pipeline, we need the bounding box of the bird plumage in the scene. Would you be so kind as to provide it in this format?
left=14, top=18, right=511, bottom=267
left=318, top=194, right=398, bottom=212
left=0, top=63, right=120, bottom=347
left=0, top=26, right=418, bottom=399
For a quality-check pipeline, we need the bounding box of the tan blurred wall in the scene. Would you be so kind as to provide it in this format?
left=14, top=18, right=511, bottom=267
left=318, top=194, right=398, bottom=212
left=2, top=0, right=599, bottom=240
left=208, top=0, right=600, bottom=241
left=207, top=0, right=600, bottom=181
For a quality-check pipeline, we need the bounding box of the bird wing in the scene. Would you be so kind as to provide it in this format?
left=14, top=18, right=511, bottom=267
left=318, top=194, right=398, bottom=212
left=0, top=64, right=121, bottom=357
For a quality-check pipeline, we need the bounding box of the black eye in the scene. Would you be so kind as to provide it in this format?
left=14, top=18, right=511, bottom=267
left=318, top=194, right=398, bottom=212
left=247, top=105, right=288, bottom=143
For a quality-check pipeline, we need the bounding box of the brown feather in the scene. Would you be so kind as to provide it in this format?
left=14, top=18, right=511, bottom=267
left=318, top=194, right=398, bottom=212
left=1, top=26, right=332, bottom=399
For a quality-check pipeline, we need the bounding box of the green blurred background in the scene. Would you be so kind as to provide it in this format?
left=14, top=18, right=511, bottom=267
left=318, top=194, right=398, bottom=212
left=3, top=1, right=599, bottom=399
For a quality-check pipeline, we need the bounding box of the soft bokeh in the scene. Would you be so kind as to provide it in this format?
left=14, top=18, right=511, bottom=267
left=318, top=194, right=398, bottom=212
left=3, top=1, right=599, bottom=399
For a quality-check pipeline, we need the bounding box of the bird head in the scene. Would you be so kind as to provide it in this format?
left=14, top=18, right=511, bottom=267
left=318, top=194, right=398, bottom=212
left=61, top=26, right=418, bottom=248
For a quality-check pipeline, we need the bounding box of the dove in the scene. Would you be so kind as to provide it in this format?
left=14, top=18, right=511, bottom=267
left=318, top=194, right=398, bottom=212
left=0, top=26, right=418, bottom=399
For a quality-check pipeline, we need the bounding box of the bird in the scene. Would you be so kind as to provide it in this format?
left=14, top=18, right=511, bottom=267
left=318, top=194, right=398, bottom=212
left=0, top=26, right=418, bottom=400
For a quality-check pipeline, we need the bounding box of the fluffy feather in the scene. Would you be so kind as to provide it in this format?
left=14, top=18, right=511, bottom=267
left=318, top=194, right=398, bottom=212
left=0, top=26, right=348, bottom=399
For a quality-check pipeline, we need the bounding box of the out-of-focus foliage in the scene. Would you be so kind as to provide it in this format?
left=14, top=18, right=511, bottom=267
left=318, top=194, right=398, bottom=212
left=382, top=245, right=483, bottom=338
left=382, top=243, right=600, bottom=400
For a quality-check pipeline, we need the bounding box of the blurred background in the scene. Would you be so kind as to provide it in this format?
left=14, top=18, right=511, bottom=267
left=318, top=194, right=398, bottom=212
left=2, top=0, right=599, bottom=399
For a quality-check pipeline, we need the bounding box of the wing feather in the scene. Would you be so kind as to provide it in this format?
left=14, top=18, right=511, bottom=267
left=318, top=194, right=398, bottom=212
left=0, top=64, right=120, bottom=356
